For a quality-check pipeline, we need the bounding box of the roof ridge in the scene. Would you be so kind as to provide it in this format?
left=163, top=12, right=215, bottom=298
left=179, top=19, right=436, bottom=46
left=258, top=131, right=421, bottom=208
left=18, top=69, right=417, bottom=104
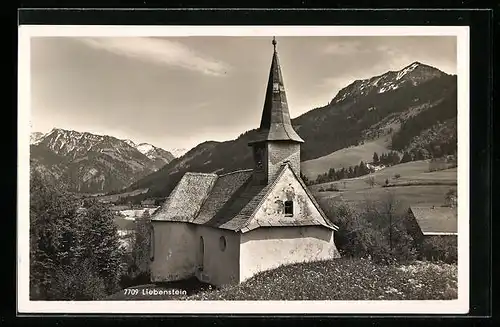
left=188, top=174, right=219, bottom=223
left=410, top=205, right=456, bottom=209
left=218, top=168, right=254, bottom=177
left=184, top=171, right=218, bottom=177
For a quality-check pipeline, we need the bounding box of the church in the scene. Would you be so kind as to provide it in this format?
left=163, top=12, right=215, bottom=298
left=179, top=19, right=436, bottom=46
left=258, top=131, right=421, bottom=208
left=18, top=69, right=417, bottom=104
left=149, top=38, right=340, bottom=287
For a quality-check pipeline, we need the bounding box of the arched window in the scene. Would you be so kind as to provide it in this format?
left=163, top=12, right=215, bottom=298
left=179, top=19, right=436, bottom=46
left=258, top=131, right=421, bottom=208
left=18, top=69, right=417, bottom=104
left=219, top=236, right=227, bottom=252
left=149, top=226, right=155, bottom=261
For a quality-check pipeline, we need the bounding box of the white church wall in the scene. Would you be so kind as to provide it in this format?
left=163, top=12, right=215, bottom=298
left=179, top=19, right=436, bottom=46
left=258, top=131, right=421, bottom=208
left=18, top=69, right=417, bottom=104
left=150, top=221, right=198, bottom=283
left=239, top=226, right=339, bottom=282
left=196, top=226, right=240, bottom=287
left=239, top=165, right=340, bottom=282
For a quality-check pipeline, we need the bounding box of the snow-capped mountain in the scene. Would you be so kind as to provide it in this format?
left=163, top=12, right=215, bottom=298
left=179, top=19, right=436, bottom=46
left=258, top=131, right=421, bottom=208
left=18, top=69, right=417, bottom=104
left=128, top=61, right=457, bottom=198
left=136, top=142, right=175, bottom=165
left=30, top=129, right=174, bottom=194
left=123, top=139, right=137, bottom=148
left=30, top=132, right=44, bottom=144
left=330, top=62, right=445, bottom=104
left=169, top=147, right=189, bottom=158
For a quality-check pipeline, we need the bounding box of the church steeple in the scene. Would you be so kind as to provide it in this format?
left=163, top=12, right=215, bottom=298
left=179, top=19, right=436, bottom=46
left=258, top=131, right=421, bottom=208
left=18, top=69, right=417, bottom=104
left=249, top=37, right=304, bottom=145
left=249, top=37, right=304, bottom=184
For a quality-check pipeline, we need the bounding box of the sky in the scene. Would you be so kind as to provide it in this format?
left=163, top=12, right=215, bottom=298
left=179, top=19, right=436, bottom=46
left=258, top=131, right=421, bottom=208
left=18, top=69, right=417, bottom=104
left=30, top=36, right=457, bottom=153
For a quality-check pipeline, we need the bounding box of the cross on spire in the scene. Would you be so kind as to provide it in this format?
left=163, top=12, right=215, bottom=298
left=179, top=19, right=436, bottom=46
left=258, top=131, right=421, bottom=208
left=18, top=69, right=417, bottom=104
left=272, top=36, right=277, bottom=51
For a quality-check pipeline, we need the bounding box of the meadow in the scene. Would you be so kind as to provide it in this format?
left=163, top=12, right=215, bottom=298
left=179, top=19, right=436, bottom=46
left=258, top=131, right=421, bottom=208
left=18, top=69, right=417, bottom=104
left=311, top=160, right=457, bottom=212
left=301, top=137, right=390, bottom=179
left=107, top=258, right=457, bottom=301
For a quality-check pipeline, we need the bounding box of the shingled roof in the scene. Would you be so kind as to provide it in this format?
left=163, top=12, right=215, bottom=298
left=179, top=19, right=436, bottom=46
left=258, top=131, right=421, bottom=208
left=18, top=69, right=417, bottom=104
left=192, top=169, right=254, bottom=226
left=152, top=164, right=338, bottom=233
left=152, top=172, right=218, bottom=223
left=248, top=37, right=304, bottom=145
left=409, top=206, right=458, bottom=235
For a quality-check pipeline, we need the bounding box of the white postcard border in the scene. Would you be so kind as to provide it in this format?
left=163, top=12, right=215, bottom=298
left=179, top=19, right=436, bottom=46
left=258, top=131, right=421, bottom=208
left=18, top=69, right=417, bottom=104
left=18, top=25, right=470, bottom=314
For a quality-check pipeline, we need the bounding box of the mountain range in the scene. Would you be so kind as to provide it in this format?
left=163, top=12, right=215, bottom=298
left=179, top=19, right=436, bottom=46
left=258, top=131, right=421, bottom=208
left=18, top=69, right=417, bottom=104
left=125, top=61, right=457, bottom=199
left=30, top=129, right=175, bottom=193
left=29, top=61, right=457, bottom=197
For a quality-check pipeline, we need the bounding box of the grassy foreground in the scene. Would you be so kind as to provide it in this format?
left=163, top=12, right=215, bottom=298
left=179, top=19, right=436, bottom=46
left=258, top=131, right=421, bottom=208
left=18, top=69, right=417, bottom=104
left=182, top=258, right=457, bottom=301
left=108, top=258, right=457, bottom=301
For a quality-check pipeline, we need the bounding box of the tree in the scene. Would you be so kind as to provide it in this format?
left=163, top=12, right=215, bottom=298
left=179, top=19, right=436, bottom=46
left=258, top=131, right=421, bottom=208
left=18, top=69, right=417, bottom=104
left=337, top=168, right=346, bottom=180
left=327, top=168, right=336, bottom=180
left=30, top=170, right=82, bottom=300
left=365, top=176, right=376, bottom=188
left=353, top=165, right=360, bottom=177
left=415, top=149, right=426, bottom=161
left=401, top=151, right=412, bottom=163
left=348, top=166, right=354, bottom=178
left=373, top=152, right=379, bottom=164
left=30, top=171, right=123, bottom=300
left=324, top=195, right=417, bottom=264
left=132, top=210, right=152, bottom=278
left=444, top=188, right=457, bottom=207
left=390, top=151, right=401, bottom=165
left=78, top=200, right=123, bottom=295
left=300, top=173, right=309, bottom=184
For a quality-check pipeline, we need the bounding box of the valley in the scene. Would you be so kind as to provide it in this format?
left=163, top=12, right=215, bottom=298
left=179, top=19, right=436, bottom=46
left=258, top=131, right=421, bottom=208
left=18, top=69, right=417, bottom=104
left=30, top=61, right=458, bottom=216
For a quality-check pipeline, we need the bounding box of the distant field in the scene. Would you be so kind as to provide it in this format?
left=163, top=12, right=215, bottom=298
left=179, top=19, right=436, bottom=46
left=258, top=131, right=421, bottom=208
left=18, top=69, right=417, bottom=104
left=301, top=137, right=390, bottom=179
left=311, top=160, right=457, bottom=212
left=96, top=188, right=149, bottom=202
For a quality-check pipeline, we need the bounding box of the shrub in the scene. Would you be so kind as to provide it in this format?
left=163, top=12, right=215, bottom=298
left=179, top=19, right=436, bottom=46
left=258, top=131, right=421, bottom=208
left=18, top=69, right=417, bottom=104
left=365, top=176, right=376, bottom=188
left=49, top=259, right=107, bottom=300
left=420, top=236, right=457, bottom=264
left=322, top=194, right=417, bottom=264
left=318, top=187, right=325, bottom=192
left=394, top=173, right=401, bottom=179
left=325, top=183, right=339, bottom=192
left=444, top=188, right=457, bottom=207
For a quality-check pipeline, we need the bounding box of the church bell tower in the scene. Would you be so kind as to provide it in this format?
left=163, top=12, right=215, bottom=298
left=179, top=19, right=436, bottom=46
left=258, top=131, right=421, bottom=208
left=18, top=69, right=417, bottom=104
left=248, top=37, right=304, bottom=185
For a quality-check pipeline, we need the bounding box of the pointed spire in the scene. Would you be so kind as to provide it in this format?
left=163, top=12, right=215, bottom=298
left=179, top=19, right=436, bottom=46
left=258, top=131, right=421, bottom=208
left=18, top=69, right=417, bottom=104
left=249, top=38, right=304, bottom=145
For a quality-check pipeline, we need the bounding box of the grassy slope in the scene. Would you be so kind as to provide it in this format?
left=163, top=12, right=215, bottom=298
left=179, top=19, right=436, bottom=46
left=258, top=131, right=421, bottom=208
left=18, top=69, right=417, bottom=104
left=301, top=137, right=391, bottom=179
left=107, top=258, right=457, bottom=301
left=310, top=160, right=457, bottom=211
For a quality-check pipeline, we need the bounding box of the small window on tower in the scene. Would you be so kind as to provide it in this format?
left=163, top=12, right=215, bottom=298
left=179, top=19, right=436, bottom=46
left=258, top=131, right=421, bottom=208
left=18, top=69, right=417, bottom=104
left=284, top=201, right=294, bottom=216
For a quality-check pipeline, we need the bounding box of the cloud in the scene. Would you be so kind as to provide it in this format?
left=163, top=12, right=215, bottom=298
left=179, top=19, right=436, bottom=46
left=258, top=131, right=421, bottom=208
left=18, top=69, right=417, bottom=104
left=78, top=37, right=230, bottom=76
left=323, top=41, right=363, bottom=55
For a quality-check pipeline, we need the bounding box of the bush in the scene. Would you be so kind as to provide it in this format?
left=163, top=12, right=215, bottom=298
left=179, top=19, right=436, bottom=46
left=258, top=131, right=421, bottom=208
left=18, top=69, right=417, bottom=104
left=322, top=194, right=417, bottom=264
left=365, top=176, right=376, bottom=188
left=394, top=174, right=401, bottom=179
left=318, top=187, right=325, bottom=192
left=420, top=236, right=457, bottom=264
left=325, top=183, right=339, bottom=192
left=49, top=259, right=107, bottom=300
